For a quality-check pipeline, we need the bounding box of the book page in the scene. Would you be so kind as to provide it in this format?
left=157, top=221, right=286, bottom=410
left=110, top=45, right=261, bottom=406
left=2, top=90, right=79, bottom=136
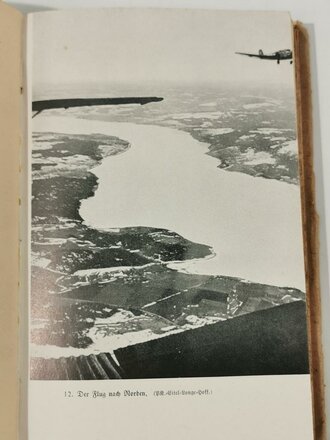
left=26, top=8, right=314, bottom=439
left=0, top=3, right=23, bottom=440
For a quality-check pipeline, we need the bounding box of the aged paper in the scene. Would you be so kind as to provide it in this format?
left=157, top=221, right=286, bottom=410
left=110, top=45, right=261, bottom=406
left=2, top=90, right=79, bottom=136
left=0, top=2, right=23, bottom=440
left=27, top=8, right=314, bottom=439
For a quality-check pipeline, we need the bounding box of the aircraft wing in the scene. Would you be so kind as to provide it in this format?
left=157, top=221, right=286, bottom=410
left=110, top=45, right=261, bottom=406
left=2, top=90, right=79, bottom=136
left=32, top=96, right=164, bottom=117
left=235, top=52, right=262, bottom=58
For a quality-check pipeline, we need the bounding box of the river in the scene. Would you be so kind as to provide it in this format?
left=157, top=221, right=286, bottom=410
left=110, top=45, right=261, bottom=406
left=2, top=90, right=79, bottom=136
left=33, top=115, right=306, bottom=290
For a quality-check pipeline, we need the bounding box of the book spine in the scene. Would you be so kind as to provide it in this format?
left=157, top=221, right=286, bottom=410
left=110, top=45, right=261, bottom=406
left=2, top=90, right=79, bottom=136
left=294, top=22, right=326, bottom=440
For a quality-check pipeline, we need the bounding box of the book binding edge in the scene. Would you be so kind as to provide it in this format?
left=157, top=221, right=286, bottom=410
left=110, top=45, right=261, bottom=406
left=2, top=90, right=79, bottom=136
left=293, top=21, right=326, bottom=440
left=0, top=2, right=24, bottom=440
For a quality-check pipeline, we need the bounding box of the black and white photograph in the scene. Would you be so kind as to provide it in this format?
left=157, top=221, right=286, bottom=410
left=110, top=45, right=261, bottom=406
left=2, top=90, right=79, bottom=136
left=29, top=9, right=309, bottom=380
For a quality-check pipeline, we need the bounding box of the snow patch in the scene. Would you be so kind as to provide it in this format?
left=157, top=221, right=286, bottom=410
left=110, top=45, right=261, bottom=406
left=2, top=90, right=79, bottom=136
left=242, top=148, right=276, bottom=165
left=277, top=140, right=297, bottom=156
left=205, top=128, right=234, bottom=136
left=243, top=102, right=275, bottom=110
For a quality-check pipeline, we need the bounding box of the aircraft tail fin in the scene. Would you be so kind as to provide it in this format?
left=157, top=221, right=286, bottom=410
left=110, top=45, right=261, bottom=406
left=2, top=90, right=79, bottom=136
left=259, top=49, right=264, bottom=56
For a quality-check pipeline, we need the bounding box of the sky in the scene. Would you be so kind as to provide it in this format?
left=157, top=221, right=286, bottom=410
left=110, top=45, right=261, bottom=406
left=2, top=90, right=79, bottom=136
left=30, top=8, right=295, bottom=94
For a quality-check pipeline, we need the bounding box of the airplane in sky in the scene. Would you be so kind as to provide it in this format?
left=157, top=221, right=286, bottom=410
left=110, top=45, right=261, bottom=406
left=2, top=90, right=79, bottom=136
left=235, top=49, right=293, bottom=64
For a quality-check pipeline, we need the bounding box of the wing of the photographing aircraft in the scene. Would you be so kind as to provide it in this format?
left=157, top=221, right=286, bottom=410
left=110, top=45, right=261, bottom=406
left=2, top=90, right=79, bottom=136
left=32, top=96, right=164, bottom=117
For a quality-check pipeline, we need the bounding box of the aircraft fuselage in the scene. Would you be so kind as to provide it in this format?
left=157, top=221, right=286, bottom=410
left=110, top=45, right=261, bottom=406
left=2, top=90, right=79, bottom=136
left=236, top=49, right=293, bottom=64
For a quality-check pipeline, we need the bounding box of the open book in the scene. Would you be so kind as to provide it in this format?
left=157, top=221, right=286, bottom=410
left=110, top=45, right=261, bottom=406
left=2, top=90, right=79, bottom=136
left=0, top=3, right=324, bottom=439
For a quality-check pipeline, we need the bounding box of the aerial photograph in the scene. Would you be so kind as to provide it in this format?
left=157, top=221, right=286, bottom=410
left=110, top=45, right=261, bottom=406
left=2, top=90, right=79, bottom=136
left=29, top=9, right=309, bottom=380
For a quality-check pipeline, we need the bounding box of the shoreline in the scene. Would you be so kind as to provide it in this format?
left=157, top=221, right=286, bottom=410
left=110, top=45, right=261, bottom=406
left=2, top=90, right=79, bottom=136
left=33, top=114, right=306, bottom=290
left=30, top=114, right=307, bottom=359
